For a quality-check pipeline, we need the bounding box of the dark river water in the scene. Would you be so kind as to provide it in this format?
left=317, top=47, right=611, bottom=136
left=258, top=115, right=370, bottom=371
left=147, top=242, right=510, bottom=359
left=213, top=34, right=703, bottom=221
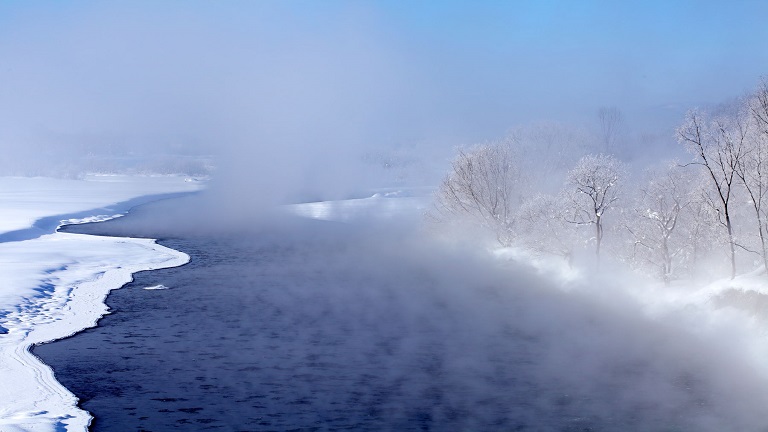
left=32, top=196, right=768, bottom=432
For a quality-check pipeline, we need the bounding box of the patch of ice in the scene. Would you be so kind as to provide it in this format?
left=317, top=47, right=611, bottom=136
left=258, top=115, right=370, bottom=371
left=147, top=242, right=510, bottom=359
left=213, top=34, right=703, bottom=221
left=143, top=284, right=169, bottom=290
left=61, top=214, right=124, bottom=226
left=287, top=192, right=429, bottom=222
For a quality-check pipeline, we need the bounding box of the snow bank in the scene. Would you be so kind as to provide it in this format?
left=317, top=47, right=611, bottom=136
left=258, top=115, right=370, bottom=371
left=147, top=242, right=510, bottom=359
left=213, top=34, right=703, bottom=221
left=0, top=175, right=202, bottom=431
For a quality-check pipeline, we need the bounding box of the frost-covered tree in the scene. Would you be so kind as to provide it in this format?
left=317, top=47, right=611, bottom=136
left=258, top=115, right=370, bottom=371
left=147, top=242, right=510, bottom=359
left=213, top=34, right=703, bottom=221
left=732, top=106, right=768, bottom=271
left=624, top=163, right=693, bottom=284
left=433, top=141, right=525, bottom=245
left=750, top=79, right=768, bottom=133
left=728, top=79, right=768, bottom=273
left=508, top=122, right=596, bottom=191
left=564, top=154, right=626, bottom=259
left=683, top=186, right=727, bottom=278
left=518, top=193, right=577, bottom=265
left=678, top=110, right=748, bottom=279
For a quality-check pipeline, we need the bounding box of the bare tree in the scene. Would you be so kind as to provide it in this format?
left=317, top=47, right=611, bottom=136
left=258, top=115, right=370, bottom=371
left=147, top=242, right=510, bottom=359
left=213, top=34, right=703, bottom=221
left=598, top=106, right=623, bottom=154
left=751, top=78, right=768, bottom=132
left=684, top=193, right=722, bottom=276
left=564, top=153, right=626, bottom=259
left=624, top=163, right=692, bottom=284
left=733, top=104, right=768, bottom=272
left=518, top=193, right=577, bottom=265
left=433, top=141, right=525, bottom=245
left=678, top=110, right=748, bottom=279
left=509, top=122, right=596, bottom=190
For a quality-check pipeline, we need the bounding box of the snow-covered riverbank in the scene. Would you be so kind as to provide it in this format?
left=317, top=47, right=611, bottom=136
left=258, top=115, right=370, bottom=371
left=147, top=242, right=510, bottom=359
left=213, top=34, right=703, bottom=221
left=0, top=175, right=202, bottom=431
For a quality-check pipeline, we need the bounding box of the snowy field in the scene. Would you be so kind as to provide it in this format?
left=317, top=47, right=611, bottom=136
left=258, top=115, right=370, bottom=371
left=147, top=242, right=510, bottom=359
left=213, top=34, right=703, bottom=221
left=0, top=175, right=202, bottom=431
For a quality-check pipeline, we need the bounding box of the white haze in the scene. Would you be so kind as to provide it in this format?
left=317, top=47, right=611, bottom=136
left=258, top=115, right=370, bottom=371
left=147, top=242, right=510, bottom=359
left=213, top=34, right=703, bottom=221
left=1, top=2, right=454, bottom=199
left=2, top=2, right=767, bottom=202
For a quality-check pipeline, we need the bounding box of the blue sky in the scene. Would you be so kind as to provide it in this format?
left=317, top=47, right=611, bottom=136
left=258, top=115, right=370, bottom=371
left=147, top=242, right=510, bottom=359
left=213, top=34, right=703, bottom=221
left=1, top=0, right=768, bottom=149
left=370, top=0, right=768, bottom=127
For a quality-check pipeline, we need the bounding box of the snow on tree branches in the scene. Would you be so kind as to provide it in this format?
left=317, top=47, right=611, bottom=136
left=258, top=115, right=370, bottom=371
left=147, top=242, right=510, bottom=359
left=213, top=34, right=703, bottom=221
left=564, top=153, right=626, bottom=259
left=433, top=141, right=525, bottom=245
left=429, top=76, right=768, bottom=283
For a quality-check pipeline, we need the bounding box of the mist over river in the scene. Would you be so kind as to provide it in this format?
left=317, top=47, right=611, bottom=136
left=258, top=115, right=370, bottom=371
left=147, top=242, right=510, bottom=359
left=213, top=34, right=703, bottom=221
left=33, top=196, right=768, bottom=432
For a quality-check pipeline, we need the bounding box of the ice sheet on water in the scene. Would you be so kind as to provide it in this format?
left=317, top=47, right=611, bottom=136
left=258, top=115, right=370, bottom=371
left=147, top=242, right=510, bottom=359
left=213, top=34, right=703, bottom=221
left=287, top=189, right=429, bottom=222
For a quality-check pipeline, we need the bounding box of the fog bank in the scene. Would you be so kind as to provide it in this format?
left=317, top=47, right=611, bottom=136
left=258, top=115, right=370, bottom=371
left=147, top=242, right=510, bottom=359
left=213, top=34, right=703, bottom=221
left=3, top=2, right=768, bottom=202
left=57, top=197, right=768, bottom=431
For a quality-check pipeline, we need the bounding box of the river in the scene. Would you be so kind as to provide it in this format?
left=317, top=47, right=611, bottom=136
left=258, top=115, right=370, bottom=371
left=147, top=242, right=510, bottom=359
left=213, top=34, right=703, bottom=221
left=33, top=196, right=768, bottom=431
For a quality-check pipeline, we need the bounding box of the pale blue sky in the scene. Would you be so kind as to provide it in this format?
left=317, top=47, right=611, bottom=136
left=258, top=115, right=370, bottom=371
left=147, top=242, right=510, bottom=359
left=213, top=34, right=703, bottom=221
left=369, top=0, right=768, bottom=127
left=1, top=0, right=768, bottom=148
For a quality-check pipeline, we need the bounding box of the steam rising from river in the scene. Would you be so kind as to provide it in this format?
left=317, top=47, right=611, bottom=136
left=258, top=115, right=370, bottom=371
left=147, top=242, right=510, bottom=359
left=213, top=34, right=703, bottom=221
left=61, top=194, right=768, bottom=431
left=0, top=2, right=452, bottom=194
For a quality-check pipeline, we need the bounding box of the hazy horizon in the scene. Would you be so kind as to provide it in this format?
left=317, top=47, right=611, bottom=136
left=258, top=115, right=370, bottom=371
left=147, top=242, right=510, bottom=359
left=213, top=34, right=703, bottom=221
left=2, top=1, right=768, bottom=190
